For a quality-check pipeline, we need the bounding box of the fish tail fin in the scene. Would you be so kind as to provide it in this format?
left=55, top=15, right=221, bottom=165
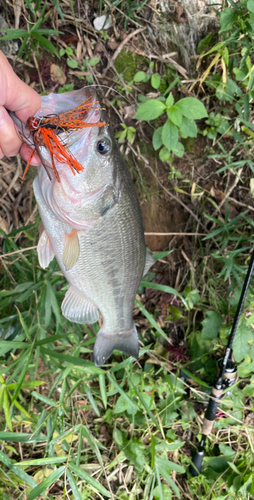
left=93, top=325, right=139, bottom=367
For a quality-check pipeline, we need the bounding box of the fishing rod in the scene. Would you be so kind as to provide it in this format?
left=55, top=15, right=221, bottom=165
left=190, top=248, right=254, bottom=476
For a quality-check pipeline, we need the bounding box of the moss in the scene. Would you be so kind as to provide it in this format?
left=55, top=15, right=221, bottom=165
left=182, top=137, right=196, bottom=152
left=115, top=48, right=147, bottom=82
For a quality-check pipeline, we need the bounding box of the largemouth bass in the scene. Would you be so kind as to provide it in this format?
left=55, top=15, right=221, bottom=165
left=11, top=87, right=154, bottom=366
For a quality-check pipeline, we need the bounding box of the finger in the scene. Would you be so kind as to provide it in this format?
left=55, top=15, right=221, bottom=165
left=0, top=105, right=22, bottom=157
left=20, top=144, right=41, bottom=165
left=0, top=51, right=41, bottom=122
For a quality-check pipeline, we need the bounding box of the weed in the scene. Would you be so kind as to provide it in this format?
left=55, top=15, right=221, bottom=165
left=0, top=2, right=61, bottom=60
left=134, top=92, right=207, bottom=161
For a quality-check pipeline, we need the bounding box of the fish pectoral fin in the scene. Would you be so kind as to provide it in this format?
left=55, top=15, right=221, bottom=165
left=143, top=251, right=156, bottom=276
left=93, top=325, right=139, bottom=367
left=37, top=230, right=55, bottom=269
left=62, top=229, right=80, bottom=271
left=61, top=286, right=99, bottom=324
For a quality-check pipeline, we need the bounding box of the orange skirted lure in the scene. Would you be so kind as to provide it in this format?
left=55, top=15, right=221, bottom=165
left=23, top=96, right=106, bottom=183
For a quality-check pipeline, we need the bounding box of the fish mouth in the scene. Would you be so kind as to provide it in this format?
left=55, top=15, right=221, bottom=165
left=9, top=86, right=102, bottom=144
left=39, top=86, right=101, bottom=123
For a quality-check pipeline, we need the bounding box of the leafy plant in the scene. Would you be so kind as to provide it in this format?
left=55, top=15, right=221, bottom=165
left=59, top=46, right=100, bottom=83
left=115, top=124, right=136, bottom=144
left=0, top=2, right=61, bottom=59
left=134, top=93, right=207, bottom=161
left=202, top=112, right=230, bottom=140
left=133, top=61, right=162, bottom=89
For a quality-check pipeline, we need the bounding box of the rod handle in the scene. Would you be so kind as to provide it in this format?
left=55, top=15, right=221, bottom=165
left=189, top=449, right=205, bottom=476
left=204, top=397, right=220, bottom=423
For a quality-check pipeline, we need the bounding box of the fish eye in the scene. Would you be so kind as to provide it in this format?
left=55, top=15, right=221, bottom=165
left=96, top=137, right=111, bottom=155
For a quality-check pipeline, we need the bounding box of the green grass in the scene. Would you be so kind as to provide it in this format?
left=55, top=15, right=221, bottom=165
left=1, top=0, right=254, bottom=497
left=0, top=223, right=254, bottom=499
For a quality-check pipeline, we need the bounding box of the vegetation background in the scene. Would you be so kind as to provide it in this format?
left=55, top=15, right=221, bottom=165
left=0, top=0, right=254, bottom=498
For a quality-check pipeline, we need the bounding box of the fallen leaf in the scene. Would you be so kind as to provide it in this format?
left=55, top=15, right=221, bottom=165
left=50, top=64, right=66, bottom=85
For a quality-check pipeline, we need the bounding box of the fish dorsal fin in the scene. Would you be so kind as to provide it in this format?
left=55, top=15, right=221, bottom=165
left=61, top=286, right=99, bottom=324
left=62, top=229, right=80, bottom=271
left=143, top=251, right=156, bottom=277
left=37, top=230, right=55, bottom=269
left=93, top=325, right=139, bottom=367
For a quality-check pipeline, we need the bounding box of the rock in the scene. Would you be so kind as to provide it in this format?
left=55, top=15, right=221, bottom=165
left=93, top=14, right=112, bottom=31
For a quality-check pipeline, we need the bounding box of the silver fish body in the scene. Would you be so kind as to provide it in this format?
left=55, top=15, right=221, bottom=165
left=12, top=87, right=154, bottom=366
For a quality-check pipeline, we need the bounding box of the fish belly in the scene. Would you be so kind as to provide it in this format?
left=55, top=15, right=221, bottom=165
left=33, top=175, right=146, bottom=364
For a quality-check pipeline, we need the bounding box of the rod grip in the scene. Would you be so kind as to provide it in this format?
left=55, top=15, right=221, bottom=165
left=189, top=450, right=205, bottom=476
left=204, top=397, right=220, bottom=424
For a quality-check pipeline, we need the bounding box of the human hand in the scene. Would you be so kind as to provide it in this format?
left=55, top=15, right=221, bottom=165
left=0, top=51, right=41, bottom=164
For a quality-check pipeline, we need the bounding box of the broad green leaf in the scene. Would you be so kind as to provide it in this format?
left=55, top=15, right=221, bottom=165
left=166, top=93, right=174, bottom=106
left=69, top=463, right=111, bottom=497
left=201, top=311, right=223, bottom=340
left=176, top=97, right=207, bottom=119
left=219, top=7, right=237, bottom=32
left=107, top=374, right=138, bottom=412
left=152, top=126, right=163, bottom=150
left=153, top=484, right=172, bottom=500
left=133, top=71, right=146, bottom=82
left=159, top=147, right=172, bottom=162
left=167, top=106, right=182, bottom=127
left=113, top=395, right=130, bottom=414
left=248, top=0, right=254, bottom=13
left=89, top=57, right=100, bottom=66
left=151, top=73, right=161, bottom=89
left=172, top=142, right=184, bottom=157
left=233, top=322, right=254, bottom=362
left=27, top=466, right=65, bottom=500
left=180, top=117, right=197, bottom=138
left=134, top=100, right=166, bottom=120
left=161, top=120, right=178, bottom=151
left=123, top=438, right=147, bottom=474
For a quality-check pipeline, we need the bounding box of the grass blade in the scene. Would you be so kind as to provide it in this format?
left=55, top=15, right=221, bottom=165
left=99, top=373, right=107, bottom=408
left=27, top=466, right=65, bottom=500
left=69, top=462, right=111, bottom=498
left=40, top=347, right=104, bottom=374
left=66, top=469, right=82, bottom=500
left=0, top=450, right=37, bottom=488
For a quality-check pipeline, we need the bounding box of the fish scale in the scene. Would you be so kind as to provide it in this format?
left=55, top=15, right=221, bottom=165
left=11, top=86, right=155, bottom=366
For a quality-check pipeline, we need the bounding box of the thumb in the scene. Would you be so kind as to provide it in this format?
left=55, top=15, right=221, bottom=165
left=0, top=51, right=41, bottom=121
